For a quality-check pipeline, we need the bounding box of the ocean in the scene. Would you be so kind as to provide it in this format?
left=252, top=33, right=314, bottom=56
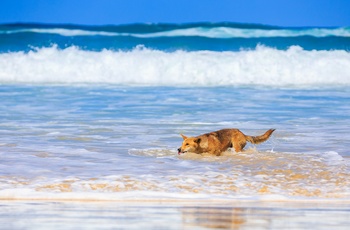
left=1, top=22, right=350, bottom=229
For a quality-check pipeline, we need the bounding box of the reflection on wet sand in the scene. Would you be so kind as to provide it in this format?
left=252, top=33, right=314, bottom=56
left=1, top=200, right=349, bottom=229
left=181, top=202, right=350, bottom=229
left=182, top=207, right=245, bottom=229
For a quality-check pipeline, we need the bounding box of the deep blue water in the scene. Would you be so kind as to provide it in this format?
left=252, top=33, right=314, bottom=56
left=0, top=22, right=349, bottom=52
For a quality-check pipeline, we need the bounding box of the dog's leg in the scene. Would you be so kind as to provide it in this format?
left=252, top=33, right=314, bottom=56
left=233, top=141, right=246, bottom=152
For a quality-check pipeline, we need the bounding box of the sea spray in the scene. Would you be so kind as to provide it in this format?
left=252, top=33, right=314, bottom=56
left=1, top=45, right=349, bottom=86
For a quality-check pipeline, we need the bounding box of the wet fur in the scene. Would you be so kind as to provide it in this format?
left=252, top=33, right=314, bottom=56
left=178, top=129, right=275, bottom=156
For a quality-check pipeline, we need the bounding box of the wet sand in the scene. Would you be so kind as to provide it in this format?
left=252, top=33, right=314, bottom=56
left=1, top=199, right=350, bottom=229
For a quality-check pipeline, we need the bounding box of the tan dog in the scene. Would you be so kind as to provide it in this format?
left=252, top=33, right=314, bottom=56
left=178, top=129, right=275, bottom=155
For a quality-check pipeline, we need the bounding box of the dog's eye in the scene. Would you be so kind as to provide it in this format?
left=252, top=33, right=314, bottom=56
left=185, top=143, right=189, bottom=146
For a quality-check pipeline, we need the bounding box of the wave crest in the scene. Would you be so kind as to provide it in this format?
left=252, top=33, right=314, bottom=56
left=2, top=23, right=350, bottom=38
left=0, top=45, right=349, bottom=87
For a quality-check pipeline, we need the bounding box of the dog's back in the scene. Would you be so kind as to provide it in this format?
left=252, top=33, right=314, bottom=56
left=178, top=128, right=275, bottom=155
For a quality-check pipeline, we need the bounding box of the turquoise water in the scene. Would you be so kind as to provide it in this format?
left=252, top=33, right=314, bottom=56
left=1, top=22, right=350, bottom=52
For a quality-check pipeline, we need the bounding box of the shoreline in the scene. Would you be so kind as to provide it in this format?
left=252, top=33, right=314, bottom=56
left=2, top=197, right=350, bottom=205
left=2, top=196, right=349, bottom=229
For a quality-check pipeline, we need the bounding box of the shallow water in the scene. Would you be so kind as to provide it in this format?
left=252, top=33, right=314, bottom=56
left=0, top=85, right=349, bottom=201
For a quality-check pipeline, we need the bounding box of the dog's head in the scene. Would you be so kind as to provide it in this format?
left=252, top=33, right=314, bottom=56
left=177, top=134, right=201, bottom=155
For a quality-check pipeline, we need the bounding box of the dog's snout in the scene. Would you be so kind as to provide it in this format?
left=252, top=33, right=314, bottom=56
left=177, top=148, right=182, bottom=155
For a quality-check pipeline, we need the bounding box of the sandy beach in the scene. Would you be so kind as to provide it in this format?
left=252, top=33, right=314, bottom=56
left=1, top=199, right=350, bottom=229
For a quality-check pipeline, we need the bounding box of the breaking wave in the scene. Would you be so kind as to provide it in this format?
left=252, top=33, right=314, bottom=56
left=0, top=45, right=349, bottom=87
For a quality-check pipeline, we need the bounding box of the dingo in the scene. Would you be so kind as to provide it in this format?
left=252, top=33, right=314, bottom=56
left=178, top=129, right=275, bottom=155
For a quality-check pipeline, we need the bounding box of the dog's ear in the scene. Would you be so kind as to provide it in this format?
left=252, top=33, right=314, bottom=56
left=180, top=134, right=188, bottom=140
left=194, top=138, right=201, bottom=143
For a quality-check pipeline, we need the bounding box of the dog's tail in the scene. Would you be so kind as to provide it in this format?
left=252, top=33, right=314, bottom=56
left=245, top=129, right=275, bottom=144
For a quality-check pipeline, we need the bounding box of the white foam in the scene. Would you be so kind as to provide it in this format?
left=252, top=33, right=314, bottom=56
left=0, top=45, right=349, bottom=87
left=322, top=151, right=345, bottom=166
left=1, top=148, right=350, bottom=201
